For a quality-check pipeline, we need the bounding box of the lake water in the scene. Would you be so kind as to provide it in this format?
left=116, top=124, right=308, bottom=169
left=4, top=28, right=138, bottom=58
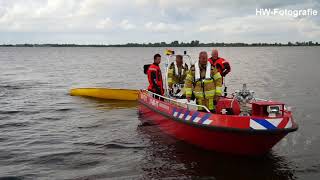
left=0, top=47, right=319, bottom=179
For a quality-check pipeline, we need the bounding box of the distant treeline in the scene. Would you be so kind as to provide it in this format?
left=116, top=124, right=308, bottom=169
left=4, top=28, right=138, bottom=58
left=0, top=40, right=319, bottom=47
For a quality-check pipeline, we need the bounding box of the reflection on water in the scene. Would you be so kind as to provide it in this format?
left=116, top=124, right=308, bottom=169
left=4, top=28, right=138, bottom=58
left=137, top=116, right=296, bottom=180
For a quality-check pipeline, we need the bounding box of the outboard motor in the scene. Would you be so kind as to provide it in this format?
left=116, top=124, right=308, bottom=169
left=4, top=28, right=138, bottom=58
left=234, top=84, right=255, bottom=116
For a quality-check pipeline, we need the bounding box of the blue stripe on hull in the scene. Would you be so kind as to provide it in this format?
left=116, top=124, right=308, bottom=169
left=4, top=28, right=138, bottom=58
left=198, top=113, right=211, bottom=124
left=172, top=107, right=176, bottom=115
left=190, top=111, right=200, bottom=121
left=182, top=110, right=190, bottom=120
left=253, top=118, right=277, bottom=129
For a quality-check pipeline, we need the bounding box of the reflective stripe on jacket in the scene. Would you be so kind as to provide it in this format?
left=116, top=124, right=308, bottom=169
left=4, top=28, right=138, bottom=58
left=184, top=62, right=222, bottom=110
left=167, top=62, right=188, bottom=88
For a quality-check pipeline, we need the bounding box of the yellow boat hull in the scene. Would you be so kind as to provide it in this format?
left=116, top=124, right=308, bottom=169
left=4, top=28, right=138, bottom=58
left=70, top=88, right=139, bottom=101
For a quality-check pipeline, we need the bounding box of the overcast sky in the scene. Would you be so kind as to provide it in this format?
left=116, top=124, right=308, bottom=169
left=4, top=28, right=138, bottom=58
left=0, top=0, right=319, bottom=44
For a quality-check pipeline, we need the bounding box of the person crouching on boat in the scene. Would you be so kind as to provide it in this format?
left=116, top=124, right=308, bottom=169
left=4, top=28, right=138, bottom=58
left=185, top=51, right=223, bottom=112
left=167, top=55, right=188, bottom=94
left=208, top=49, right=231, bottom=84
left=147, top=54, right=164, bottom=96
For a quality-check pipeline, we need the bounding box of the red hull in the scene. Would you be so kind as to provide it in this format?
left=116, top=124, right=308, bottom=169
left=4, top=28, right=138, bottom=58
left=138, top=91, right=298, bottom=155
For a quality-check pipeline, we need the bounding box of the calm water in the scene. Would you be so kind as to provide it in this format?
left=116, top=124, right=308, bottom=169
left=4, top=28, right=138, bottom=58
left=0, top=47, right=319, bottom=180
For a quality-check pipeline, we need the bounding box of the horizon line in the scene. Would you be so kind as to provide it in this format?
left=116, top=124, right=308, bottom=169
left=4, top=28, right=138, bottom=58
left=0, top=41, right=319, bottom=47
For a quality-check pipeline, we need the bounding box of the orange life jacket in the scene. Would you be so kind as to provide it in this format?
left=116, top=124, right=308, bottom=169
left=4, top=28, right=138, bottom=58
left=208, top=57, right=231, bottom=77
left=147, top=64, right=164, bottom=95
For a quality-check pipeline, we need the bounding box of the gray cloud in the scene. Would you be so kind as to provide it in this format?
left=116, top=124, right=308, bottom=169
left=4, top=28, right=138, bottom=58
left=0, top=0, right=319, bottom=44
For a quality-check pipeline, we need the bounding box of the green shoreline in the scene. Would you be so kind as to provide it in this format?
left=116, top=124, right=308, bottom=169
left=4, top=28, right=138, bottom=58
left=0, top=41, right=319, bottom=47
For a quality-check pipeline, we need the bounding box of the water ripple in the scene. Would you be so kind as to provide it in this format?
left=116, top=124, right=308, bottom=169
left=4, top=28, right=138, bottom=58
left=0, top=47, right=318, bottom=179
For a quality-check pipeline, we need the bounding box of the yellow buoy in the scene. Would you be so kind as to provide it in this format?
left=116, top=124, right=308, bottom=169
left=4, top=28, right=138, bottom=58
left=70, top=88, right=139, bottom=101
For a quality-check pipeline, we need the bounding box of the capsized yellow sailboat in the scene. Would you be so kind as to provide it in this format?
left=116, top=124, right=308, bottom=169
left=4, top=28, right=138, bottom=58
left=70, top=88, right=139, bottom=101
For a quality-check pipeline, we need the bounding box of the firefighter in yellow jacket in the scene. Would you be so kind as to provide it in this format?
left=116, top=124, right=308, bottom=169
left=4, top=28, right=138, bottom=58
left=185, top=51, right=223, bottom=111
left=167, top=55, right=189, bottom=89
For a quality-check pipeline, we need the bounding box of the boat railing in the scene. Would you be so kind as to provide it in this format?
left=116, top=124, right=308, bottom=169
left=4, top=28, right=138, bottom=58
left=145, top=90, right=211, bottom=113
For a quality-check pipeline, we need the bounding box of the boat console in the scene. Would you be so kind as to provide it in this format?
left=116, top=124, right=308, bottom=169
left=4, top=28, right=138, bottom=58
left=215, top=84, right=286, bottom=118
left=252, top=101, right=285, bottom=118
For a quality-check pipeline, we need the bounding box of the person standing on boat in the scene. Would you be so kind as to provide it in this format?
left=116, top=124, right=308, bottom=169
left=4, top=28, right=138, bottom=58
left=208, top=49, right=231, bottom=84
left=185, top=51, right=223, bottom=112
left=147, top=54, right=164, bottom=96
left=167, top=55, right=189, bottom=90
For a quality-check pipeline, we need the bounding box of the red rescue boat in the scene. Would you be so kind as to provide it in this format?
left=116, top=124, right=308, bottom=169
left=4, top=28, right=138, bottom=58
left=138, top=89, right=298, bottom=155
left=139, top=51, right=298, bottom=155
